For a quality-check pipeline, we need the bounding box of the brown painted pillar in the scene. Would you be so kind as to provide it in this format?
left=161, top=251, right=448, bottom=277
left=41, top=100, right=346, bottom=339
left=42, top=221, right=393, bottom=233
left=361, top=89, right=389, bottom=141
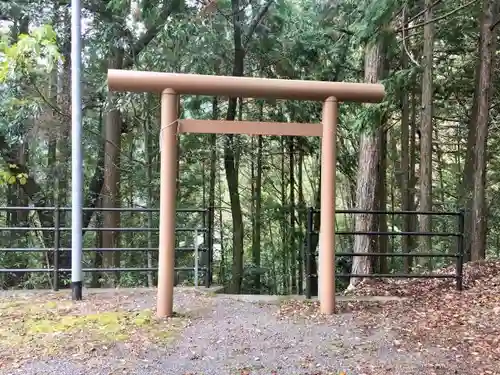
left=319, top=97, right=337, bottom=314
left=157, top=89, right=178, bottom=317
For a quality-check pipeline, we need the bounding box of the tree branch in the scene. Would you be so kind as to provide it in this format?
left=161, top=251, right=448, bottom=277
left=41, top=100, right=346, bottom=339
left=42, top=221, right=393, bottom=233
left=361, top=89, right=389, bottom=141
left=405, top=0, right=443, bottom=26
left=397, top=0, right=477, bottom=32
left=401, top=6, right=421, bottom=68
left=491, top=16, right=500, bottom=30
left=122, top=0, right=182, bottom=69
left=243, top=0, right=274, bottom=47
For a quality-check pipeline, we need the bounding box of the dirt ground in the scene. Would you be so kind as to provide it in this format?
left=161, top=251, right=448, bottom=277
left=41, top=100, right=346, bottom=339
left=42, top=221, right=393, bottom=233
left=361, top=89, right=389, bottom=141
left=0, top=261, right=499, bottom=375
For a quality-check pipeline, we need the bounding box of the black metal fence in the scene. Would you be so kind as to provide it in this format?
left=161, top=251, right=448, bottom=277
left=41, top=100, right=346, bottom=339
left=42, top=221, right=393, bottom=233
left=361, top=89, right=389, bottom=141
left=0, top=206, right=214, bottom=290
left=305, top=207, right=465, bottom=299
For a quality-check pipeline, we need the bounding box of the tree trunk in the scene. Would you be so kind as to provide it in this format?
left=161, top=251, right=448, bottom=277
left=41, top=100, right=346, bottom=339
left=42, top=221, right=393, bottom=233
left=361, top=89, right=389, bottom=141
left=144, top=94, right=155, bottom=287
left=418, top=0, right=435, bottom=268
left=460, top=33, right=483, bottom=262
left=409, top=88, right=418, bottom=254
left=208, top=97, right=218, bottom=284
left=434, top=126, right=447, bottom=230
left=375, top=129, right=388, bottom=274
left=251, top=101, right=263, bottom=293
left=469, top=0, right=498, bottom=261
left=254, top=136, right=263, bottom=291
left=102, top=52, right=124, bottom=287
left=91, top=197, right=104, bottom=288
left=47, top=67, right=57, bottom=208
left=225, top=0, right=246, bottom=294
left=348, top=37, right=385, bottom=290
left=297, top=144, right=305, bottom=294
left=280, top=137, right=288, bottom=294
left=289, top=137, right=296, bottom=294
left=218, top=153, right=226, bottom=284
left=400, top=10, right=413, bottom=272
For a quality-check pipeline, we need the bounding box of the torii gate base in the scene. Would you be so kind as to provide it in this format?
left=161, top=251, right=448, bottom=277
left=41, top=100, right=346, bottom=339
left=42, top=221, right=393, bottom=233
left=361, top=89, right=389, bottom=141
left=107, top=70, right=385, bottom=317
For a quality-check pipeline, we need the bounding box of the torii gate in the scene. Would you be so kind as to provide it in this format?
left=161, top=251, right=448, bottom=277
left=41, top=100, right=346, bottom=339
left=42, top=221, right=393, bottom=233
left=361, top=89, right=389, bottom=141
left=107, top=69, right=385, bottom=317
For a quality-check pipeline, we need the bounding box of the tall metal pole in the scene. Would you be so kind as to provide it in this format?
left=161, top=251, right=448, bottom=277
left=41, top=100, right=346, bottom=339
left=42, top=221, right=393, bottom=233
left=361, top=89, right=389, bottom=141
left=71, top=0, right=83, bottom=300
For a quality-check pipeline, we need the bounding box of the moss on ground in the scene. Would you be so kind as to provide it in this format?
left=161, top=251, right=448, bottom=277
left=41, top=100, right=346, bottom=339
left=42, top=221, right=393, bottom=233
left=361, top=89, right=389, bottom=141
left=0, top=295, right=186, bottom=361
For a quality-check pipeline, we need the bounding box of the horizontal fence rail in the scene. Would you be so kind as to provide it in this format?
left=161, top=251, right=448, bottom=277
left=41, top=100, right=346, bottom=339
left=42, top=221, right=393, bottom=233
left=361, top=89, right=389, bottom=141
left=0, top=206, right=214, bottom=290
left=305, top=207, right=465, bottom=299
left=0, top=227, right=209, bottom=232
left=0, top=207, right=207, bottom=212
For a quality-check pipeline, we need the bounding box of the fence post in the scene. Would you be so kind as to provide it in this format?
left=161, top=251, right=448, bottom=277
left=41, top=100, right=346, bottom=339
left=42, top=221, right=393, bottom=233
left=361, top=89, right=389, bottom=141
left=305, top=207, right=314, bottom=299
left=194, top=228, right=199, bottom=287
left=53, top=206, right=60, bottom=291
left=205, top=207, right=214, bottom=288
left=456, top=209, right=465, bottom=291
left=209, top=206, right=214, bottom=286
left=202, top=209, right=208, bottom=288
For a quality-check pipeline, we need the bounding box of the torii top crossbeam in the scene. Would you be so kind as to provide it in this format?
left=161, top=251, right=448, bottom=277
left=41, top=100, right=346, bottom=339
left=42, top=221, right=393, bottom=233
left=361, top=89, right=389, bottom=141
left=107, top=69, right=385, bottom=102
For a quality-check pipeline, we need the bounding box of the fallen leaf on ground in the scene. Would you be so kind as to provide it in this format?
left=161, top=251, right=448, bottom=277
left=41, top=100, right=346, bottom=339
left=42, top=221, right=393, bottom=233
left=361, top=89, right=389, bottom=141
left=277, top=260, right=500, bottom=374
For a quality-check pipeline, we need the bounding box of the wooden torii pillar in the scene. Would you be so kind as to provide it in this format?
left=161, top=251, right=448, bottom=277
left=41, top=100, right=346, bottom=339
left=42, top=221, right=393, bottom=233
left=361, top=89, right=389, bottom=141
left=107, top=69, right=385, bottom=317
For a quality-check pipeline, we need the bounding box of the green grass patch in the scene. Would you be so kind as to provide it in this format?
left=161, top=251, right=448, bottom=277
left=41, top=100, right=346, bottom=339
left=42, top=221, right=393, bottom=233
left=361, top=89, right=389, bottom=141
left=0, top=295, right=186, bottom=362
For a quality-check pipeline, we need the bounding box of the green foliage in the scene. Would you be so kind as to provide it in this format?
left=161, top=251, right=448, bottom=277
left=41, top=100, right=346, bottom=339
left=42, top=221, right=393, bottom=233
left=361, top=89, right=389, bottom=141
left=0, top=24, right=60, bottom=143
left=385, top=66, right=419, bottom=94
left=352, top=0, right=400, bottom=44
left=352, top=102, right=388, bottom=134
left=0, top=24, right=60, bottom=82
left=0, top=165, right=28, bottom=185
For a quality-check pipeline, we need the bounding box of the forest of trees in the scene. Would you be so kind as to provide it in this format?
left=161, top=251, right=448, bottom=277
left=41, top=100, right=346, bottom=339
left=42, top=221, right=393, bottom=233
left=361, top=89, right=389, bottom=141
left=0, top=0, right=499, bottom=295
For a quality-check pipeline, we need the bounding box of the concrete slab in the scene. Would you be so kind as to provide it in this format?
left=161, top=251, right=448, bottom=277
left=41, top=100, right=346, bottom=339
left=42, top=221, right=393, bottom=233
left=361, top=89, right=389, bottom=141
left=0, top=286, right=225, bottom=298
left=0, top=286, right=404, bottom=305
left=215, top=293, right=407, bottom=304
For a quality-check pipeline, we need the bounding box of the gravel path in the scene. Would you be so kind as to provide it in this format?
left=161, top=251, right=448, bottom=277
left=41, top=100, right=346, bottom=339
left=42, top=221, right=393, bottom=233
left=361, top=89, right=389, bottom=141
left=1, top=289, right=457, bottom=375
